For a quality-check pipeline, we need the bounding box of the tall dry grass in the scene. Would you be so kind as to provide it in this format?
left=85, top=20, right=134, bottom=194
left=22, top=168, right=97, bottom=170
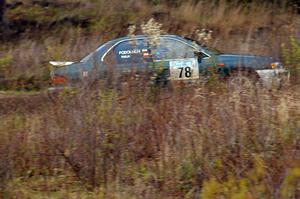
left=174, top=0, right=286, bottom=32
left=0, top=80, right=299, bottom=198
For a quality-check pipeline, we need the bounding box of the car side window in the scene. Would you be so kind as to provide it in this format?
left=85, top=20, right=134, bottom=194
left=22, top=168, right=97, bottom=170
left=151, top=38, right=197, bottom=60
left=103, top=39, right=151, bottom=65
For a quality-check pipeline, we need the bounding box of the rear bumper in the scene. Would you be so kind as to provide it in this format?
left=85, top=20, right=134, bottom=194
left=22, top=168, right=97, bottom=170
left=48, top=86, right=73, bottom=94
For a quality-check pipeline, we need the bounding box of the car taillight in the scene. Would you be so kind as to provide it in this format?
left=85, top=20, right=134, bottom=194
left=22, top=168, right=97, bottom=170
left=51, top=75, right=67, bottom=85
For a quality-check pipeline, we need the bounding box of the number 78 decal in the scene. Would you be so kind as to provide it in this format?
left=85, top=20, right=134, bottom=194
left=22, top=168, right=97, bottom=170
left=169, top=58, right=200, bottom=80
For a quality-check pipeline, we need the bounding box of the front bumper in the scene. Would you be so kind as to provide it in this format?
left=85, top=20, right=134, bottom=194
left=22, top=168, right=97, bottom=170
left=256, top=68, right=290, bottom=87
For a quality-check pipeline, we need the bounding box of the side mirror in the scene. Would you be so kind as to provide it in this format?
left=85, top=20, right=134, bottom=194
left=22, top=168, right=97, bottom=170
left=194, top=51, right=205, bottom=62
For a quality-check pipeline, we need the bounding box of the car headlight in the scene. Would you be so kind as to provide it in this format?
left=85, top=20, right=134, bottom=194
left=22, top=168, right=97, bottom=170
left=271, top=62, right=282, bottom=69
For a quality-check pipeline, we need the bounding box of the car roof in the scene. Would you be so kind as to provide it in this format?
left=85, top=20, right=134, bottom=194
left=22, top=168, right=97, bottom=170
left=109, top=34, right=187, bottom=43
left=94, top=34, right=185, bottom=53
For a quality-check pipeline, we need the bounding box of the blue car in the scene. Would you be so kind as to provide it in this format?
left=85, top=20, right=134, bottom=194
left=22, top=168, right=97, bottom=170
left=50, top=35, right=288, bottom=88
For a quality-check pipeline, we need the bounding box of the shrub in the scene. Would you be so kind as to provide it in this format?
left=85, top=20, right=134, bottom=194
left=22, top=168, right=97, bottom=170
left=282, top=36, right=300, bottom=83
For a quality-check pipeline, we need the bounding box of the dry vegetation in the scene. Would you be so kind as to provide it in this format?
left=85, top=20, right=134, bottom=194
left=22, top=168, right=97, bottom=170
left=0, top=0, right=300, bottom=198
left=1, top=81, right=300, bottom=198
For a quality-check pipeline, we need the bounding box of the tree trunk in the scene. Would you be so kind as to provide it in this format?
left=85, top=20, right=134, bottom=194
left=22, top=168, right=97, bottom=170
left=0, top=0, right=6, bottom=37
left=0, top=0, right=5, bottom=25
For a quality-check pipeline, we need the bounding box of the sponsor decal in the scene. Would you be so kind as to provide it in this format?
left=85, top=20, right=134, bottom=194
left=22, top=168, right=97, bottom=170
left=121, top=55, right=131, bottom=59
left=118, top=49, right=141, bottom=55
left=118, top=48, right=152, bottom=59
left=142, top=49, right=151, bottom=58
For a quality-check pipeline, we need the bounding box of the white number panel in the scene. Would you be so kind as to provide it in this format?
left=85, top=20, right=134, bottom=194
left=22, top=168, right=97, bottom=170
left=169, top=58, right=200, bottom=80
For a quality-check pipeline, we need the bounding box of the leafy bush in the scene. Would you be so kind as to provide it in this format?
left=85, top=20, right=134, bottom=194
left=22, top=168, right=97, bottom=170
left=282, top=37, right=300, bottom=83
left=0, top=53, right=12, bottom=78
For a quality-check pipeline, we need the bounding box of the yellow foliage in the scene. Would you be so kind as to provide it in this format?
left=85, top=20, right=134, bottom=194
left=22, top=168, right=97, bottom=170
left=201, top=156, right=270, bottom=199
left=281, top=168, right=300, bottom=199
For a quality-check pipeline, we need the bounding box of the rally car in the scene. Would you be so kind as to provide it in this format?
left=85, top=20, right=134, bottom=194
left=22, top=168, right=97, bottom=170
left=50, top=34, right=289, bottom=88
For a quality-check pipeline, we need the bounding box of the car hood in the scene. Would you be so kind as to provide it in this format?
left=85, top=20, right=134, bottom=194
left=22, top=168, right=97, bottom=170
left=217, top=54, right=275, bottom=70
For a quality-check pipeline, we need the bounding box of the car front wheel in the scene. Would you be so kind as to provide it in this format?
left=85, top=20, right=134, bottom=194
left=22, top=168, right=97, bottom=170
left=226, top=69, right=260, bottom=94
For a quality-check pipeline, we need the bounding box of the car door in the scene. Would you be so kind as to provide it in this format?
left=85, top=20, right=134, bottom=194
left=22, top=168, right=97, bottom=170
left=149, top=37, right=205, bottom=81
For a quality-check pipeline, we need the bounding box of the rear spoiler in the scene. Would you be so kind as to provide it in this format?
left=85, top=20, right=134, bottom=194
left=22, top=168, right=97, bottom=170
left=49, top=61, right=74, bottom=67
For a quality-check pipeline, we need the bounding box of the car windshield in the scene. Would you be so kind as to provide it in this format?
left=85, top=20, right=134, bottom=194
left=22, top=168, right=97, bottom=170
left=80, top=41, right=110, bottom=62
left=202, top=45, right=222, bottom=55
left=183, top=37, right=222, bottom=55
